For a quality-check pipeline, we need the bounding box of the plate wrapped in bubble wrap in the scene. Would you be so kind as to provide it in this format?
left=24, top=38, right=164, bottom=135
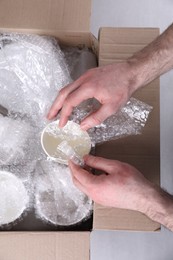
left=35, top=161, right=93, bottom=226
left=0, top=162, right=35, bottom=227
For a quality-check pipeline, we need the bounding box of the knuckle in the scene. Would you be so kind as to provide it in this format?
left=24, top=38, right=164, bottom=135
left=59, top=88, right=67, bottom=98
left=63, top=97, right=74, bottom=110
left=81, top=83, right=93, bottom=92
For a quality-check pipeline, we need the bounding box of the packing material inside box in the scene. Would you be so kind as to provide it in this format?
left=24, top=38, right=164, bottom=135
left=0, top=32, right=152, bottom=231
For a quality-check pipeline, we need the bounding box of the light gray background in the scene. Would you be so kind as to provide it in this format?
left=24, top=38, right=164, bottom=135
left=90, top=0, right=173, bottom=259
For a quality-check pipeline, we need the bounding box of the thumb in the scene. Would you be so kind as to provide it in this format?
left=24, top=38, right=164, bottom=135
left=84, top=155, right=114, bottom=174
left=80, top=104, right=115, bottom=130
left=68, top=160, right=97, bottom=187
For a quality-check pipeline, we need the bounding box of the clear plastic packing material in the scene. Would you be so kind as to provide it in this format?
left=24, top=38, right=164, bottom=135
left=62, top=46, right=97, bottom=80
left=0, top=32, right=72, bottom=127
left=90, top=97, right=153, bottom=144
left=57, top=141, right=84, bottom=166
left=35, top=160, right=93, bottom=226
left=0, top=115, right=45, bottom=165
left=71, top=98, right=152, bottom=145
left=0, top=32, right=71, bottom=165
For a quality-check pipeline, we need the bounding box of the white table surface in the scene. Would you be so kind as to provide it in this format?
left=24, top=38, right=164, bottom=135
left=90, top=1, right=173, bottom=259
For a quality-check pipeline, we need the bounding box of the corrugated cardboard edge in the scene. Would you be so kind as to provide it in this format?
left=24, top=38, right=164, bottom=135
left=94, top=27, right=160, bottom=231
left=0, top=232, right=90, bottom=260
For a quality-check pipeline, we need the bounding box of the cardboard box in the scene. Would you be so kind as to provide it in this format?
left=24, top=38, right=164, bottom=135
left=0, top=0, right=160, bottom=259
left=94, top=27, right=160, bottom=231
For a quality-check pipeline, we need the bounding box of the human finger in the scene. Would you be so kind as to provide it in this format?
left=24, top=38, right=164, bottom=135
left=47, top=70, right=93, bottom=120
left=72, top=176, right=90, bottom=196
left=59, top=85, right=94, bottom=127
left=80, top=103, right=115, bottom=130
left=68, top=160, right=99, bottom=188
left=47, top=80, right=82, bottom=120
left=84, top=155, right=115, bottom=174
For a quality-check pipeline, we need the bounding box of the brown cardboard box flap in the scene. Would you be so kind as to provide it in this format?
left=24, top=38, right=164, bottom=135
left=0, top=0, right=91, bottom=33
left=0, top=232, right=90, bottom=260
left=98, top=27, right=159, bottom=65
left=94, top=205, right=160, bottom=231
left=94, top=27, right=160, bottom=231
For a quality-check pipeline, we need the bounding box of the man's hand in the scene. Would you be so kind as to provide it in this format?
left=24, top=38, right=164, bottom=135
left=47, top=62, right=137, bottom=130
left=48, top=23, right=173, bottom=131
left=69, top=155, right=173, bottom=231
left=69, top=155, right=151, bottom=211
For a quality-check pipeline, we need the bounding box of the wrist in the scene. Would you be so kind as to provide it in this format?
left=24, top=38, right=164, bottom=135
left=127, top=56, right=151, bottom=92
left=138, top=183, right=173, bottom=231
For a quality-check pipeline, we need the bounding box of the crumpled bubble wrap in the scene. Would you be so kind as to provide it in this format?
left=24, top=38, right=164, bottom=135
left=35, top=160, right=93, bottom=226
left=0, top=32, right=94, bottom=228
left=0, top=32, right=72, bottom=166
left=0, top=33, right=71, bottom=126
left=0, top=115, right=45, bottom=165
left=70, top=98, right=152, bottom=145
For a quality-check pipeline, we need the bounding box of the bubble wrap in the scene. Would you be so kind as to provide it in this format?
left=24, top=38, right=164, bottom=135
left=70, top=98, right=152, bottom=145
left=0, top=33, right=95, bottom=228
left=62, top=46, right=97, bottom=80
left=0, top=162, right=36, bottom=209
left=0, top=115, right=45, bottom=165
left=57, top=141, right=84, bottom=166
left=35, top=161, right=93, bottom=226
left=0, top=169, right=29, bottom=227
left=0, top=33, right=71, bottom=126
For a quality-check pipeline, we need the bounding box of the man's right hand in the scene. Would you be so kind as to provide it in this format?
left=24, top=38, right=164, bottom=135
left=47, top=62, right=138, bottom=130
